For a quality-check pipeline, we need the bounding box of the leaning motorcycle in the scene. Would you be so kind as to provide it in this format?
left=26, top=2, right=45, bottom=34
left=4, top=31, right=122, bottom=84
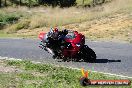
left=38, top=30, right=96, bottom=62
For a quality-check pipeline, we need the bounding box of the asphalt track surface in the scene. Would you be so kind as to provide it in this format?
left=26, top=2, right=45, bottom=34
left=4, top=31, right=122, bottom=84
left=0, top=38, right=132, bottom=77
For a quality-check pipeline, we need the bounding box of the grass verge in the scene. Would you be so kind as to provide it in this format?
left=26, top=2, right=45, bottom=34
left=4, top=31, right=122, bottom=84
left=0, top=0, right=131, bottom=43
left=0, top=59, right=131, bottom=88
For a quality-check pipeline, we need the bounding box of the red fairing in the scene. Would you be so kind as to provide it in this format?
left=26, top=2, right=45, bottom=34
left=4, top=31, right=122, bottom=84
left=73, top=31, right=85, bottom=45
left=63, top=31, right=85, bottom=57
left=38, top=32, right=46, bottom=40
left=65, top=31, right=85, bottom=44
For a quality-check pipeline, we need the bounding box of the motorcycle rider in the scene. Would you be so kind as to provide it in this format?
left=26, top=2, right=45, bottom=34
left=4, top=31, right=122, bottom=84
left=43, top=27, right=68, bottom=47
left=40, top=27, right=69, bottom=59
left=47, top=27, right=68, bottom=59
left=52, top=27, right=59, bottom=40
left=47, top=27, right=68, bottom=42
left=50, top=27, right=68, bottom=40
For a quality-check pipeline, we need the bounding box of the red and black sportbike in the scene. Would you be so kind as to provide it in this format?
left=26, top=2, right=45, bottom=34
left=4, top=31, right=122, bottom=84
left=38, top=29, right=96, bottom=62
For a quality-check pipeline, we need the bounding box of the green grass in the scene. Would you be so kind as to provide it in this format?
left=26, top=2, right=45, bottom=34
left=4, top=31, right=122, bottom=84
left=0, top=59, right=131, bottom=88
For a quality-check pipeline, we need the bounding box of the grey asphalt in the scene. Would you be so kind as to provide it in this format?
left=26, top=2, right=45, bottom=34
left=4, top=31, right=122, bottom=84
left=0, top=38, right=132, bottom=77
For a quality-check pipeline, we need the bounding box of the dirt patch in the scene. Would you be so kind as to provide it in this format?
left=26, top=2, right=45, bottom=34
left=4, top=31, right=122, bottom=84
left=0, top=60, right=22, bottom=73
left=14, top=6, right=132, bottom=42
left=64, top=12, right=132, bottom=31
left=63, top=12, right=132, bottom=42
left=32, top=72, right=48, bottom=77
left=0, top=65, right=23, bottom=73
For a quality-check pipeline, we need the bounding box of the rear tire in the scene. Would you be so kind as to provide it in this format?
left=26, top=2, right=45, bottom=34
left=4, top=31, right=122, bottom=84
left=80, top=45, right=96, bottom=62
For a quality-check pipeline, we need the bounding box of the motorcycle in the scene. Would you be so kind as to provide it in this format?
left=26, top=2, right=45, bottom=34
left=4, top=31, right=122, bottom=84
left=38, top=29, right=96, bottom=62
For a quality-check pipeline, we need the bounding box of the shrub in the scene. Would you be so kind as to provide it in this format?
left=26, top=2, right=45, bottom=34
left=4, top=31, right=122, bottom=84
left=6, top=19, right=30, bottom=33
left=0, top=12, right=20, bottom=25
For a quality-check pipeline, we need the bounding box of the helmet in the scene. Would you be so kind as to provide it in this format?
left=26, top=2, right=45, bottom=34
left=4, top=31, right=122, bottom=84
left=53, top=27, right=58, bottom=32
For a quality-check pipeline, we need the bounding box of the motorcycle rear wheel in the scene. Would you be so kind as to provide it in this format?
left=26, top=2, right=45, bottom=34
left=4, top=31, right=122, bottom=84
left=80, top=45, right=96, bottom=62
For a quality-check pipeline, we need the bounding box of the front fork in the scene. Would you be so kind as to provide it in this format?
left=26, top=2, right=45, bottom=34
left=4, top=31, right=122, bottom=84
left=39, top=41, right=53, bottom=54
left=39, top=41, right=47, bottom=50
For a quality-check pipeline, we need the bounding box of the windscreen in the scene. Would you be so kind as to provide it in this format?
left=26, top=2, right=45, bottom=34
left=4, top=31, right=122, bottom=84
left=65, top=31, right=76, bottom=39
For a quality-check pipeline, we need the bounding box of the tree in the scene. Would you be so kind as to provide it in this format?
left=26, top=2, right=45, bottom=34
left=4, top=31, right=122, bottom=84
left=5, top=0, right=7, bottom=6
left=19, top=0, right=22, bottom=5
left=59, top=0, right=76, bottom=7
left=0, top=0, right=1, bottom=7
left=82, top=0, right=85, bottom=5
